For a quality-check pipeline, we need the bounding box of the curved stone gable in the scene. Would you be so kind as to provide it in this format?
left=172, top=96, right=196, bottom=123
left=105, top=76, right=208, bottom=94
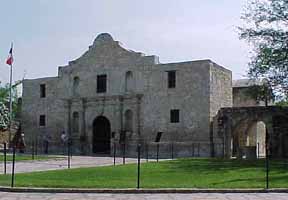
left=58, top=33, right=159, bottom=75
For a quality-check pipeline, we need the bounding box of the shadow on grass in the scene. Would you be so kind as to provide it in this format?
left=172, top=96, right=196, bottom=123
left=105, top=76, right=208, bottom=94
left=209, top=174, right=288, bottom=188
left=161, top=158, right=265, bottom=174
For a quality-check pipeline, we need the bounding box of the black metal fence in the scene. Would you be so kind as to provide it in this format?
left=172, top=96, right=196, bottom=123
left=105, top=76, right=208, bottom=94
left=0, top=140, right=287, bottom=189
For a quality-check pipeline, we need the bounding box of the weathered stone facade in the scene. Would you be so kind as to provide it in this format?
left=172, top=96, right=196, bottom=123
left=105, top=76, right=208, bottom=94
left=22, top=33, right=233, bottom=156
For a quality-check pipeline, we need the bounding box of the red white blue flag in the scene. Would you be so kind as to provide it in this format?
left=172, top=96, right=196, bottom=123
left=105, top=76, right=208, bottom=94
left=6, top=44, right=13, bottom=66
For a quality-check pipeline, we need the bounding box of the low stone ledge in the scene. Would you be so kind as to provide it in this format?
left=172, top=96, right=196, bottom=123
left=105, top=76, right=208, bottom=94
left=0, top=187, right=287, bottom=194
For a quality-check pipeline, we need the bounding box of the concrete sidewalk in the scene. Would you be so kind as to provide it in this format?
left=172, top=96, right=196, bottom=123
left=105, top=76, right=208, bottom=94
left=0, top=156, right=151, bottom=174
left=0, top=192, right=288, bottom=200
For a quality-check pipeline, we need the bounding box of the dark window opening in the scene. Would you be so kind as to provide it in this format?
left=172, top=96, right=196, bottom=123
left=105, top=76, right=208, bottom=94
left=39, top=115, right=46, bottom=126
left=170, top=109, right=179, bottom=123
left=125, top=71, right=134, bottom=92
left=40, top=84, right=46, bottom=98
left=97, top=74, right=107, bottom=93
left=167, top=71, right=176, bottom=88
left=73, top=77, right=80, bottom=96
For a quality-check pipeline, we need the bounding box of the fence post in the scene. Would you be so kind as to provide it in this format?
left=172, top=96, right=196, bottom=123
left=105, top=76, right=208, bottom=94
left=70, top=140, right=73, bottom=159
left=146, top=142, right=149, bottom=163
left=32, top=141, right=35, bottom=160
left=192, top=143, right=194, bottom=157
left=3, top=143, right=6, bottom=174
left=67, top=141, right=71, bottom=169
left=156, top=143, right=159, bottom=162
left=11, top=145, right=16, bottom=188
left=222, top=138, right=225, bottom=158
left=257, top=142, right=260, bottom=158
left=171, top=142, right=174, bottom=160
left=113, top=141, right=116, bottom=166
left=197, top=143, right=200, bottom=157
left=137, top=143, right=141, bottom=189
left=122, top=142, right=126, bottom=165
left=35, top=138, right=38, bottom=156
left=265, top=137, right=269, bottom=189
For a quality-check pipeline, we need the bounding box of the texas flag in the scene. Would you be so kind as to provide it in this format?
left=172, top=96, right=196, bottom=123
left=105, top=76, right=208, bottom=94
left=6, top=45, right=13, bottom=66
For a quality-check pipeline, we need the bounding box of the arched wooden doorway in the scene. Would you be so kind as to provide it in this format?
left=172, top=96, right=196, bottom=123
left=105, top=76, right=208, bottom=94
left=92, top=116, right=111, bottom=154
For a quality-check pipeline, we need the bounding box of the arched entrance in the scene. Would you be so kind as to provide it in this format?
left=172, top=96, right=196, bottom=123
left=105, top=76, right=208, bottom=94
left=92, top=116, right=111, bottom=154
left=231, top=119, right=266, bottom=158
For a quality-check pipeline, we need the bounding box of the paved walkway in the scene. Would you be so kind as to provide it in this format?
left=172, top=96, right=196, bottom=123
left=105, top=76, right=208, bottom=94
left=0, top=193, right=288, bottom=200
left=0, top=156, right=151, bottom=174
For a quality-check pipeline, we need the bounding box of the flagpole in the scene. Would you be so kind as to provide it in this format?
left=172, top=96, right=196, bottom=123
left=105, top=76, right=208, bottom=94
left=8, top=43, right=13, bottom=146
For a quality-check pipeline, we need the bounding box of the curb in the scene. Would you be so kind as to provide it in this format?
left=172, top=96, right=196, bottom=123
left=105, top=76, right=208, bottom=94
left=0, top=187, right=287, bottom=193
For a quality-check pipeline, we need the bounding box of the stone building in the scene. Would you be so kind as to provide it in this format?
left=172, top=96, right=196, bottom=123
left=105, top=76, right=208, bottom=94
left=22, top=33, right=233, bottom=156
left=232, top=79, right=268, bottom=107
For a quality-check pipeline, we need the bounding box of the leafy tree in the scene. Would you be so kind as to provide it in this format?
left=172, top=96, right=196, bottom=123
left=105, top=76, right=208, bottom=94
left=0, top=102, right=9, bottom=130
left=275, top=96, right=288, bottom=106
left=0, top=81, right=21, bottom=122
left=239, top=0, right=288, bottom=98
left=246, top=84, right=274, bottom=105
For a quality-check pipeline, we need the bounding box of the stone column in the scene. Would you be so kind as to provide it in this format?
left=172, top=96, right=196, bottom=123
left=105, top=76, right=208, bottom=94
left=265, top=116, right=273, bottom=157
left=224, top=115, right=232, bottom=158
left=67, top=99, right=72, bottom=139
left=209, top=121, right=214, bottom=157
left=118, top=96, right=124, bottom=140
left=63, top=99, right=72, bottom=155
left=80, top=98, right=87, bottom=154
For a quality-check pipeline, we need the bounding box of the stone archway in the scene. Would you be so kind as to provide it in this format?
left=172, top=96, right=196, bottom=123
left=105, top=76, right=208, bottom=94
left=231, top=119, right=266, bottom=158
left=245, top=120, right=266, bottom=157
left=92, top=116, right=111, bottom=154
left=213, top=106, right=288, bottom=158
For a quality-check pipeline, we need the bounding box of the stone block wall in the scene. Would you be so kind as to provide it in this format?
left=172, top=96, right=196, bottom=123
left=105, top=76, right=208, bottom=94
left=22, top=77, right=66, bottom=152
left=209, top=62, right=233, bottom=120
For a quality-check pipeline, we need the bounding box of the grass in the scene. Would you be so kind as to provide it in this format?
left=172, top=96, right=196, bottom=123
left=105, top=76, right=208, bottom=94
left=0, top=158, right=287, bottom=188
left=0, top=154, right=62, bottom=162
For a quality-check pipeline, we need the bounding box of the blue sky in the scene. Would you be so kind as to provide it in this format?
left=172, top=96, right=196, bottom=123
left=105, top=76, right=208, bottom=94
left=0, top=0, right=250, bottom=85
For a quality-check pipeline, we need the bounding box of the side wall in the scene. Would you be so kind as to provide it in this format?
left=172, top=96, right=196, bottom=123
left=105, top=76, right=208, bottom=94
left=209, top=62, right=232, bottom=119
left=22, top=77, right=66, bottom=153
left=209, top=62, right=232, bottom=156
left=141, top=61, right=211, bottom=156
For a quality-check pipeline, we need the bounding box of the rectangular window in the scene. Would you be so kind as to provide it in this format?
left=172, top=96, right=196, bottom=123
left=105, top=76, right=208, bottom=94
left=167, top=70, right=176, bottom=88
left=39, top=115, right=46, bottom=126
left=97, top=74, right=107, bottom=93
left=170, top=109, right=180, bottom=123
left=40, top=84, right=46, bottom=98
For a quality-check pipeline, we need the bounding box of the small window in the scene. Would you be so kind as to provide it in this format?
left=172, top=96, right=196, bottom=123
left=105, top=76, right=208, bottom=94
left=167, top=71, right=176, bottom=88
left=97, top=74, right=107, bottom=93
left=40, top=84, right=46, bottom=98
left=39, top=115, right=46, bottom=126
left=170, top=109, right=179, bottom=123
left=125, top=71, right=134, bottom=92
left=73, top=77, right=80, bottom=96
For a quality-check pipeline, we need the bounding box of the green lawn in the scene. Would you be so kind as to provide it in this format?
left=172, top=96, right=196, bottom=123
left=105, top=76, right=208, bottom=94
left=0, top=154, right=62, bottom=162
left=0, top=158, right=287, bottom=188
